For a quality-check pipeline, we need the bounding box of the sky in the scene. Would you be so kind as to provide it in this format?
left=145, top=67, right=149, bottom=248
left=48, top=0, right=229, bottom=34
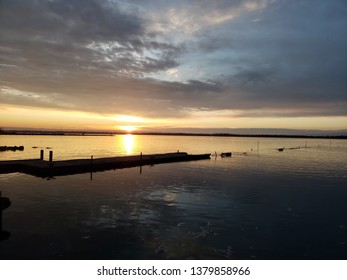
left=1, top=0, right=347, bottom=134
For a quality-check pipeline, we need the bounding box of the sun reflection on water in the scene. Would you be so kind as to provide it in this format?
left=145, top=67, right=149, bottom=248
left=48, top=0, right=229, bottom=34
left=122, top=134, right=136, bottom=155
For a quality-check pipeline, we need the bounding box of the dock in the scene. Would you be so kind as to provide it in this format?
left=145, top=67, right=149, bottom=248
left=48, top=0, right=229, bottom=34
left=0, top=152, right=210, bottom=178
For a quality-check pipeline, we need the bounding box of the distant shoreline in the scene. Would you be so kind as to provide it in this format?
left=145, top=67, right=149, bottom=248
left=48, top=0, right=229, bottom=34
left=1, top=130, right=346, bottom=139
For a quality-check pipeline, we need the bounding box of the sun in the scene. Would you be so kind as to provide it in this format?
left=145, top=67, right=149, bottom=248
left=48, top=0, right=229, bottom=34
left=119, top=125, right=137, bottom=133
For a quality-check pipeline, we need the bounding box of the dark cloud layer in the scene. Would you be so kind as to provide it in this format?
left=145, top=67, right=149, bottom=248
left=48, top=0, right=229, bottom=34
left=0, top=0, right=346, bottom=120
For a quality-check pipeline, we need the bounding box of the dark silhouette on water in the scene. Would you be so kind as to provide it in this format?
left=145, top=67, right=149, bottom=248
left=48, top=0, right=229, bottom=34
left=0, top=191, right=11, bottom=242
left=1, top=129, right=346, bottom=139
left=0, top=146, right=24, bottom=152
left=0, top=152, right=211, bottom=178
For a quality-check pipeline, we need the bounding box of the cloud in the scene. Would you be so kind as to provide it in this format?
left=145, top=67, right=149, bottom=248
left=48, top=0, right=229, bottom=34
left=1, top=0, right=144, bottom=42
left=0, top=0, right=346, bottom=125
left=0, top=0, right=182, bottom=79
left=147, top=0, right=275, bottom=34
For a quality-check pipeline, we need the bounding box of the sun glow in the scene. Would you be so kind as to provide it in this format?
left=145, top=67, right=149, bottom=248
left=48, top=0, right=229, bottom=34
left=118, top=115, right=144, bottom=123
left=119, top=125, right=137, bottom=133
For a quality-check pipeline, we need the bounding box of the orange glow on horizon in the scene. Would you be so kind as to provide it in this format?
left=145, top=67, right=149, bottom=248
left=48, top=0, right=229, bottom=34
left=115, top=115, right=145, bottom=123
left=1, top=104, right=347, bottom=132
left=118, top=125, right=137, bottom=133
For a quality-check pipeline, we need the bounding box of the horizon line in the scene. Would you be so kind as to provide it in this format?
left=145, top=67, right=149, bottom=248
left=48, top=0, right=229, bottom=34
left=1, top=128, right=347, bottom=139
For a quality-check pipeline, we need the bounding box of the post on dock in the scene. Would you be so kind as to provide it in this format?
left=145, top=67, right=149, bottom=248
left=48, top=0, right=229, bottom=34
left=139, top=152, right=143, bottom=174
left=40, top=149, right=44, bottom=160
left=89, top=155, right=93, bottom=180
left=49, top=151, right=53, bottom=162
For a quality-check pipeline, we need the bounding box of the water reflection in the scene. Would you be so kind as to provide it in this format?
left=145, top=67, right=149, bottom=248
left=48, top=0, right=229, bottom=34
left=1, top=137, right=347, bottom=259
left=122, top=134, right=136, bottom=155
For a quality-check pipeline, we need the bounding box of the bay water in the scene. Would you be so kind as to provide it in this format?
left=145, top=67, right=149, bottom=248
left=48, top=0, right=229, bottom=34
left=0, top=135, right=346, bottom=259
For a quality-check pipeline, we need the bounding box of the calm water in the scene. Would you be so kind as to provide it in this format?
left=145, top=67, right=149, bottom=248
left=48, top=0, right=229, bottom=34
left=0, top=135, right=347, bottom=259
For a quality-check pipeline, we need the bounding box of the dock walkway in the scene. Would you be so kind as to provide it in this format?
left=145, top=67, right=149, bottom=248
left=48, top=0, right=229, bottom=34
left=0, top=152, right=210, bottom=177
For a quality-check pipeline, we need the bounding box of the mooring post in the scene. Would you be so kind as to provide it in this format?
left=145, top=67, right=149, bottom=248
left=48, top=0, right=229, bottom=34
left=90, top=155, right=93, bottom=181
left=49, top=151, right=53, bottom=162
left=140, top=152, right=143, bottom=175
left=40, top=149, right=44, bottom=160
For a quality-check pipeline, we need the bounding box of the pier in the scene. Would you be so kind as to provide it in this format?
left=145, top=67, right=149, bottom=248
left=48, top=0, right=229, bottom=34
left=0, top=152, right=210, bottom=178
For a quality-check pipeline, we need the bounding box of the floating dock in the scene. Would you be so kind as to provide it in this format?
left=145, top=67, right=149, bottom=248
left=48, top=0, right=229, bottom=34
left=0, top=152, right=210, bottom=177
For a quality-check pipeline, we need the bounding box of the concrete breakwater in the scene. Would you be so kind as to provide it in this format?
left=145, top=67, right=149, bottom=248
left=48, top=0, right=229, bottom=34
left=0, top=152, right=210, bottom=178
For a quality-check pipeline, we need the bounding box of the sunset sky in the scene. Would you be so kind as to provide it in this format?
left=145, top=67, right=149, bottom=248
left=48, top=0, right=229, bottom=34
left=1, top=0, right=346, bottom=133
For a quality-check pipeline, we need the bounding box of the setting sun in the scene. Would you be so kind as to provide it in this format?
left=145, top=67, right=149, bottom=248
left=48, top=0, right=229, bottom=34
left=118, top=125, right=137, bottom=133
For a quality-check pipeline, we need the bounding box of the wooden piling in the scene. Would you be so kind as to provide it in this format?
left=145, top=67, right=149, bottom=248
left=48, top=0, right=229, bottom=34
left=90, top=158, right=93, bottom=180
left=49, top=151, right=53, bottom=162
left=40, top=150, right=44, bottom=160
left=139, top=152, right=143, bottom=174
left=90, top=155, right=93, bottom=180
